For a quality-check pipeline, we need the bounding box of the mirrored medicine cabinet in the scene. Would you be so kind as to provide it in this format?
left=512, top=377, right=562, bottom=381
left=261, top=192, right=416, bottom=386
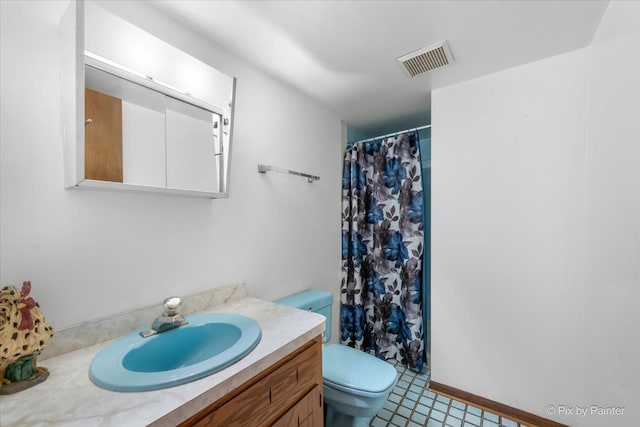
left=60, top=0, right=235, bottom=198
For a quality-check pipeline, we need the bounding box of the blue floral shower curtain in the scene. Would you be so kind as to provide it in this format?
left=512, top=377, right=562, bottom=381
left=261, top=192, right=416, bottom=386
left=340, top=131, right=424, bottom=372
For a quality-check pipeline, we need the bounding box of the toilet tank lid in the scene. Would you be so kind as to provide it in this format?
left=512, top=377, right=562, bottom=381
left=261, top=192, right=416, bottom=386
left=275, top=289, right=332, bottom=312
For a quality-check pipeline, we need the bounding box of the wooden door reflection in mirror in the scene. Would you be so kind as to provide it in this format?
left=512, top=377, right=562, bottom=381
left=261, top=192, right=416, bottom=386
left=84, top=88, right=123, bottom=182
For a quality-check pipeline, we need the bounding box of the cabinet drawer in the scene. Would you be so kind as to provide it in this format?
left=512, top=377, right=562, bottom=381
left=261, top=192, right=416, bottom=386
left=192, top=379, right=272, bottom=426
left=271, top=338, right=321, bottom=406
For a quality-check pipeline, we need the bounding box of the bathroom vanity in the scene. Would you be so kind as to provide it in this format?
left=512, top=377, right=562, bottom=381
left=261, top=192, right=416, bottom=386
left=177, top=336, right=322, bottom=426
left=0, top=297, right=325, bottom=426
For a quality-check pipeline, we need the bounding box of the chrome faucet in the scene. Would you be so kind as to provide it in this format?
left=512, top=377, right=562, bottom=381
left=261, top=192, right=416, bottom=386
left=140, top=296, right=189, bottom=338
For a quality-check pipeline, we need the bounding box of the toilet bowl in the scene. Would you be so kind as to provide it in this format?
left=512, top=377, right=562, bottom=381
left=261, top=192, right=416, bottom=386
left=322, top=343, right=397, bottom=427
left=276, top=290, right=398, bottom=427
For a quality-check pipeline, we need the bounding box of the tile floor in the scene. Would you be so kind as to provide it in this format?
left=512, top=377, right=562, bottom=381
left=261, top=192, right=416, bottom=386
left=369, top=361, right=527, bottom=427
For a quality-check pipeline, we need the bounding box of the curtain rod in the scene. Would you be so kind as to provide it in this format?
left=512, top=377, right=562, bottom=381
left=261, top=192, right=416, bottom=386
left=353, top=124, right=431, bottom=145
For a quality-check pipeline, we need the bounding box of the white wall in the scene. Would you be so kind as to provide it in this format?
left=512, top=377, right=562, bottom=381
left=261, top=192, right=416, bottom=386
left=431, top=1, right=640, bottom=425
left=0, top=1, right=343, bottom=330
left=582, top=1, right=640, bottom=425
left=432, top=48, right=590, bottom=425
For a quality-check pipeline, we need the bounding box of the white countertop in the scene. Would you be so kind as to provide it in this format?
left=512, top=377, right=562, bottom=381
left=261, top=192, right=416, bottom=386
left=0, top=297, right=325, bottom=427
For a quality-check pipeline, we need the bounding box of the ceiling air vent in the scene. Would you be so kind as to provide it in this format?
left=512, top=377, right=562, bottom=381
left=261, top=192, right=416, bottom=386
left=398, top=40, right=453, bottom=77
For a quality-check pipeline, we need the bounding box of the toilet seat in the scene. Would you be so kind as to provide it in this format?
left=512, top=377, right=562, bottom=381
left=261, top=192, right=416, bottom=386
left=322, top=344, right=397, bottom=397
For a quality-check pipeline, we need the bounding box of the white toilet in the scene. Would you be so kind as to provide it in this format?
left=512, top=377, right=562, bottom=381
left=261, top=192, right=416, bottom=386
left=277, top=289, right=398, bottom=427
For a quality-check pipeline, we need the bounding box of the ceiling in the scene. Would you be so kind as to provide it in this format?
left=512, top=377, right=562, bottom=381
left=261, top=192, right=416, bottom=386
left=149, top=0, right=609, bottom=137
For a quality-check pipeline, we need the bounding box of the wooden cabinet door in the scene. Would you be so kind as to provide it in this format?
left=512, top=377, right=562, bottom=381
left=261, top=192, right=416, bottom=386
left=84, top=88, right=123, bottom=182
left=182, top=337, right=323, bottom=427
left=272, top=385, right=322, bottom=427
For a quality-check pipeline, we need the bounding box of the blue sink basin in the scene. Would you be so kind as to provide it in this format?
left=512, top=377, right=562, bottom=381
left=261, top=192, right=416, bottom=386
left=89, top=312, right=261, bottom=392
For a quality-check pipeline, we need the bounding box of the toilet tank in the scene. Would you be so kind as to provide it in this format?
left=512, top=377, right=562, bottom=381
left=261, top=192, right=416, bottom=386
left=275, top=289, right=333, bottom=342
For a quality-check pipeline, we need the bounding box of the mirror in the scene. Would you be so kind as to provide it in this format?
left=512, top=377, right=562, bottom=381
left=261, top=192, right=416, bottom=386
left=62, top=1, right=235, bottom=198
left=84, top=57, right=224, bottom=193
